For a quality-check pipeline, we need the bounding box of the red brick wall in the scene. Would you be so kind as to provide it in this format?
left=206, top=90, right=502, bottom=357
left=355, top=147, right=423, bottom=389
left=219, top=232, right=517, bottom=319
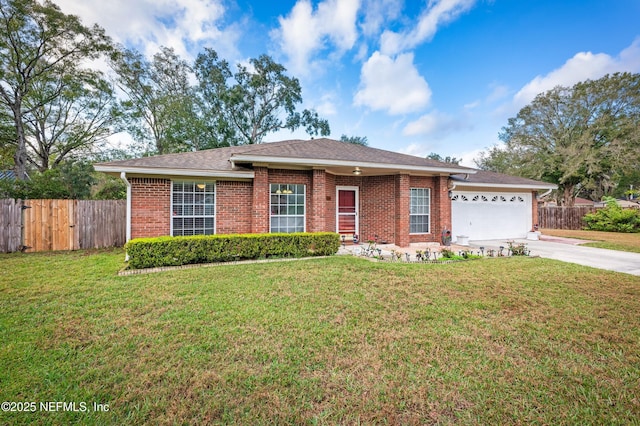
left=361, top=176, right=396, bottom=243
left=394, top=174, right=410, bottom=246
left=310, top=169, right=327, bottom=232
left=431, top=176, right=452, bottom=244
left=252, top=167, right=270, bottom=233
left=127, top=170, right=450, bottom=247
left=217, top=180, right=252, bottom=234
left=130, top=177, right=171, bottom=239
left=334, top=175, right=397, bottom=244
left=325, top=173, right=336, bottom=232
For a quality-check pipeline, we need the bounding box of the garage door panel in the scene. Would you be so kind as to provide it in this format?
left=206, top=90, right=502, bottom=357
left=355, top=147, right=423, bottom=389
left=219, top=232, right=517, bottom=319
left=451, top=191, right=532, bottom=240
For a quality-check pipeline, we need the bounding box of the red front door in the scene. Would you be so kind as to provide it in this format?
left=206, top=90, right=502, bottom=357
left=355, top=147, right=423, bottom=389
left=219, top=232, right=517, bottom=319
left=337, top=188, right=358, bottom=235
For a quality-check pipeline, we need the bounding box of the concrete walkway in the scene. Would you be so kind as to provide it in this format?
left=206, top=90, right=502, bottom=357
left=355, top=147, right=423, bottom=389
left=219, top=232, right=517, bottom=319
left=469, top=238, right=640, bottom=276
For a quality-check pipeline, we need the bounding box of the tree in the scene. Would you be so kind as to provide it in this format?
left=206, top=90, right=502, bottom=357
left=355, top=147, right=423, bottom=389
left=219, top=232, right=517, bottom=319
left=340, top=134, right=368, bottom=146
left=111, top=46, right=207, bottom=154
left=20, top=69, right=117, bottom=171
left=427, top=152, right=460, bottom=164
left=0, top=159, right=95, bottom=199
left=195, top=49, right=330, bottom=145
left=0, top=0, right=112, bottom=180
left=477, top=73, right=640, bottom=206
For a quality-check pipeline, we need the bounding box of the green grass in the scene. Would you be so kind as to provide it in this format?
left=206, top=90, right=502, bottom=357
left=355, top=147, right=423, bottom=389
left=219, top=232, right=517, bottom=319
left=542, top=228, right=640, bottom=253
left=1, top=249, right=640, bottom=425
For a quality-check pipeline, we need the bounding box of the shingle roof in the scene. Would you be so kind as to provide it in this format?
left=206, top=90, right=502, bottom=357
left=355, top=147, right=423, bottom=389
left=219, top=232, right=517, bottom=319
left=95, top=143, right=255, bottom=172
left=230, top=138, right=471, bottom=169
left=451, top=169, right=557, bottom=188
left=95, top=138, right=555, bottom=189
left=96, top=138, right=472, bottom=173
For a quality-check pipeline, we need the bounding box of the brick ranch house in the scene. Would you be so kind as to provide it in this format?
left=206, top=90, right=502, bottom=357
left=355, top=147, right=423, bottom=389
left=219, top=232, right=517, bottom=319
left=95, top=138, right=556, bottom=246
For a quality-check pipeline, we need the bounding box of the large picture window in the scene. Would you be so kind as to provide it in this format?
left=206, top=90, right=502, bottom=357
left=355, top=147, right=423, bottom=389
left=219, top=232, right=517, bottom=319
left=410, top=188, right=430, bottom=234
left=270, top=184, right=305, bottom=233
left=171, top=181, right=215, bottom=236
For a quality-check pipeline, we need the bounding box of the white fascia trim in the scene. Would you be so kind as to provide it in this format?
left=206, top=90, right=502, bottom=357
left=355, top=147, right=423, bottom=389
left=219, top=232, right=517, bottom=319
left=230, top=154, right=475, bottom=175
left=454, top=182, right=558, bottom=190
left=94, top=165, right=255, bottom=179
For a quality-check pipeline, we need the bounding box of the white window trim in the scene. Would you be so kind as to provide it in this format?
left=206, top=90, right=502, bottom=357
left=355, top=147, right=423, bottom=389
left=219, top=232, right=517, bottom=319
left=409, top=187, right=431, bottom=235
left=269, top=183, right=306, bottom=233
left=170, top=180, right=216, bottom=236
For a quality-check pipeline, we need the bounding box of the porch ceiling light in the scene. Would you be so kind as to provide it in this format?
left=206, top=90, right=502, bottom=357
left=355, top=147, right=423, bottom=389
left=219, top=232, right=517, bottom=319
left=352, top=167, right=362, bottom=175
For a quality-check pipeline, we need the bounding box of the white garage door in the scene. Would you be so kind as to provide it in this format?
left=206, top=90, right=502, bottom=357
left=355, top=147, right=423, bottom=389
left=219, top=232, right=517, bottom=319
left=451, top=191, right=532, bottom=241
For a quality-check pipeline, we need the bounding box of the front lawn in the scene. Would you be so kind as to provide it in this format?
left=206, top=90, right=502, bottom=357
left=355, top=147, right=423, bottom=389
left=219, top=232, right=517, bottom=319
left=1, top=249, right=639, bottom=425
left=542, top=228, right=640, bottom=253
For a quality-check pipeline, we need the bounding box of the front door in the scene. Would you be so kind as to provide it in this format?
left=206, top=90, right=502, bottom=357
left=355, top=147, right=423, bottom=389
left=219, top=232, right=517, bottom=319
left=337, top=186, right=358, bottom=237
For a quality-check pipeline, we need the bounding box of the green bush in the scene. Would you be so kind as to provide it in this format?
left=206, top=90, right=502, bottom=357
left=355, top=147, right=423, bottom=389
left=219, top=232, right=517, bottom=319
left=583, top=197, right=640, bottom=233
left=125, top=232, right=341, bottom=269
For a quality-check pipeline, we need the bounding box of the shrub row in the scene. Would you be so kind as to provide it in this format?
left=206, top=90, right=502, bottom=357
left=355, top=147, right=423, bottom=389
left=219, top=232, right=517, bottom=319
left=125, top=232, right=341, bottom=269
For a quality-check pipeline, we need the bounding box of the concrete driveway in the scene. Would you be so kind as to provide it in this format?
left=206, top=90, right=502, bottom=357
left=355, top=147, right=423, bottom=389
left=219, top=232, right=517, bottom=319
left=469, top=238, right=640, bottom=276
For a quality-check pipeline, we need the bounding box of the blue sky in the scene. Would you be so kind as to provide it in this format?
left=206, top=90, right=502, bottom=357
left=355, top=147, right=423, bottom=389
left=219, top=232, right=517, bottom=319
left=53, top=0, right=640, bottom=166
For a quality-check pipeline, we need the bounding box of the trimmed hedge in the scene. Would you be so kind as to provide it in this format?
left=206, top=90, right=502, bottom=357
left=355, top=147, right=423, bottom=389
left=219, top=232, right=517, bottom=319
left=125, top=232, right=341, bottom=269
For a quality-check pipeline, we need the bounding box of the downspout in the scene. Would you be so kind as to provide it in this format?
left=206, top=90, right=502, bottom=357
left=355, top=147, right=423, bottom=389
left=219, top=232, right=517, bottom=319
left=537, top=188, right=553, bottom=200
left=120, top=172, right=131, bottom=261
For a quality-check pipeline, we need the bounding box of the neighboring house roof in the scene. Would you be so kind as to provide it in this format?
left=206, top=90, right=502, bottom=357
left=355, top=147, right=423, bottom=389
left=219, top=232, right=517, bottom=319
left=95, top=138, right=555, bottom=190
left=451, top=169, right=557, bottom=191
left=0, top=170, right=16, bottom=180
left=595, top=199, right=640, bottom=208
left=574, top=197, right=596, bottom=205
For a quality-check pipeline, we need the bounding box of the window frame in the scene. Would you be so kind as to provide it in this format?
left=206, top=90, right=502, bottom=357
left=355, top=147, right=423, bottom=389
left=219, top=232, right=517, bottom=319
left=409, top=187, right=431, bottom=234
left=269, top=183, right=306, bottom=233
left=170, top=180, right=216, bottom=237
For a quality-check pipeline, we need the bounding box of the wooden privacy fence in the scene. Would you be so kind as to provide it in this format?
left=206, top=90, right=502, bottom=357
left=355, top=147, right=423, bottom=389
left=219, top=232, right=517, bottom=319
left=538, top=206, right=596, bottom=230
left=0, top=199, right=22, bottom=253
left=0, top=199, right=126, bottom=253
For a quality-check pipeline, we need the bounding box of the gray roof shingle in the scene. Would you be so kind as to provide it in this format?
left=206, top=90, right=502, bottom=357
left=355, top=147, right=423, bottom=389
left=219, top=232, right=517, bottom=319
left=96, top=138, right=472, bottom=172
left=95, top=138, right=554, bottom=189
left=451, top=169, right=556, bottom=188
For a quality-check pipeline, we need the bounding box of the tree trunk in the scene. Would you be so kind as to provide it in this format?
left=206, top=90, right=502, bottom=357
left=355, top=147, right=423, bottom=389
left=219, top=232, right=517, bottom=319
left=562, top=185, right=575, bottom=207
left=11, top=103, right=28, bottom=181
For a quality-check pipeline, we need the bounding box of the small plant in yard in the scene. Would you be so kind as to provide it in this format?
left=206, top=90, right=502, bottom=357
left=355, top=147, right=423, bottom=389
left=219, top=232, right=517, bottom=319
left=507, top=241, right=529, bottom=256
left=440, top=248, right=455, bottom=258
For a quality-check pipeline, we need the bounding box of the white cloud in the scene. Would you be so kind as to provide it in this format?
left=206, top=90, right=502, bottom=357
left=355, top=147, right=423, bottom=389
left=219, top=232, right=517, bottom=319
left=354, top=51, right=431, bottom=114
left=513, top=38, right=640, bottom=109
left=463, top=100, right=480, bottom=110
left=399, top=143, right=430, bottom=158
left=402, top=110, right=471, bottom=138
left=380, top=0, right=476, bottom=55
left=315, top=93, right=339, bottom=116
left=458, top=147, right=486, bottom=168
left=486, top=83, right=510, bottom=103
left=272, top=0, right=360, bottom=76
left=51, top=0, right=240, bottom=60
left=359, top=0, right=403, bottom=37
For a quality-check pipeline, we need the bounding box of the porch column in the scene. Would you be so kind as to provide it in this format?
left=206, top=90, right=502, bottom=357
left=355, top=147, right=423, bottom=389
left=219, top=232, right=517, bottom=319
left=532, top=191, right=538, bottom=230
left=252, top=166, right=270, bottom=233
left=394, top=174, right=410, bottom=247
left=310, top=168, right=327, bottom=232
left=435, top=176, right=451, bottom=239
